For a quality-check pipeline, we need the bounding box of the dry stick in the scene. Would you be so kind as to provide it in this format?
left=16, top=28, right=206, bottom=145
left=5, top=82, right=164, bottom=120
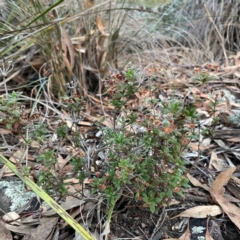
left=138, top=226, right=150, bottom=240
left=151, top=208, right=166, bottom=240
left=184, top=124, right=202, bottom=177
left=202, top=3, right=229, bottom=66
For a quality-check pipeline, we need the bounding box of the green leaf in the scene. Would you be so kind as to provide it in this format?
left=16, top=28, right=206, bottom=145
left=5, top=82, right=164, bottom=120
left=155, top=197, right=162, bottom=204
left=6, top=123, right=12, bottom=129
left=150, top=202, right=156, bottom=213
left=135, top=192, right=140, bottom=202
left=12, top=109, right=20, bottom=116
left=159, top=192, right=165, bottom=199
left=177, top=191, right=184, bottom=198
left=142, top=193, right=149, bottom=203
left=111, top=197, right=117, bottom=205
left=37, top=174, right=45, bottom=184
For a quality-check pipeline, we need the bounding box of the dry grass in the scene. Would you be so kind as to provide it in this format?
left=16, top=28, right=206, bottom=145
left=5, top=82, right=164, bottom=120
left=0, top=0, right=239, bottom=98
left=163, top=0, right=240, bottom=63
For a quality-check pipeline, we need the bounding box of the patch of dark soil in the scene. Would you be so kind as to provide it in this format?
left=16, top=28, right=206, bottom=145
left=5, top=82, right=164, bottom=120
left=109, top=198, right=186, bottom=239
left=222, top=220, right=240, bottom=240
left=108, top=197, right=239, bottom=240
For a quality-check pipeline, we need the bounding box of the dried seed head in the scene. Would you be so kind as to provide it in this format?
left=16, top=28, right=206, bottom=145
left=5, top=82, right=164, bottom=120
left=147, top=128, right=152, bottom=133
left=194, top=67, right=200, bottom=74
left=136, top=118, right=142, bottom=124
left=88, top=178, right=93, bottom=184
left=99, top=184, right=106, bottom=191
left=207, top=63, right=212, bottom=70
left=153, top=120, right=161, bottom=127
left=163, top=127, right=172, bottom=134
left=95, top=172, right=101, bottom=177
left=145, top=114, right=151, bottom=119
left=189, top=123, right=195, bottom=129
left=214, top=65, right=219, bottom=72
left=182, top=138, right=189, bottom=145
left=149, top=116, right=155, bottom=122
left=174, top=187, right=181, bottom=192
left=115, top=170, right=121, bottom=179
left=164, top=197, right=169, bottom=202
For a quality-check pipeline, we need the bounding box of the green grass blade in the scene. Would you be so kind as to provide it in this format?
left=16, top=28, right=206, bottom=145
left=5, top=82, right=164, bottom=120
left=24, top=0, right=64, bottom=28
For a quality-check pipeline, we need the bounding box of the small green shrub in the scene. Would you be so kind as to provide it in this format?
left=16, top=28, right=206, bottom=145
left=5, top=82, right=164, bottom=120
left=193, top=64, right=218, bottom=94
left=89, top=67, right=200, bottom=213
left=28, top=66, right=221, bottom=213
left=0, top=91, right=23, bottom=131
left=36, top=150, right=67, bottom=197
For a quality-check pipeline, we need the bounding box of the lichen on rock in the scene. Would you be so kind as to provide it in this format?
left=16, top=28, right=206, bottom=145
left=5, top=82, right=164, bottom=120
left=0, top=180, right=36, bottom=212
